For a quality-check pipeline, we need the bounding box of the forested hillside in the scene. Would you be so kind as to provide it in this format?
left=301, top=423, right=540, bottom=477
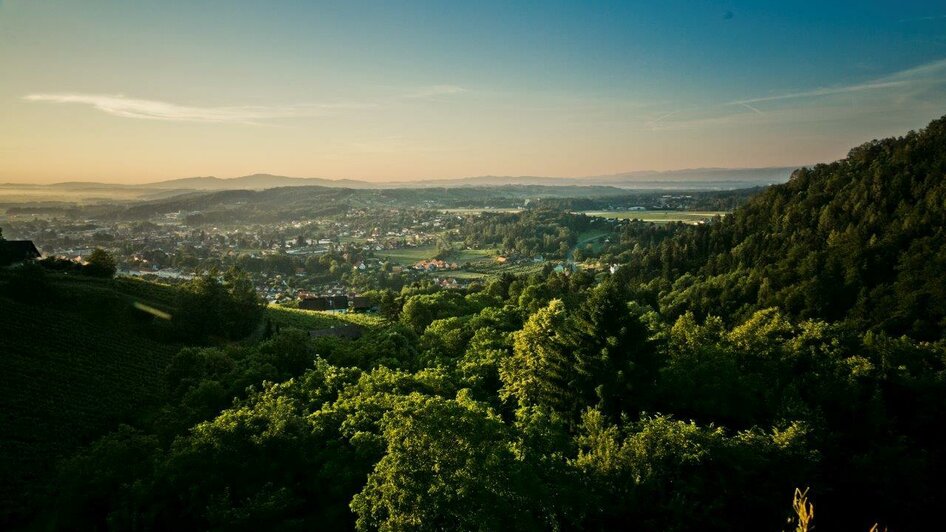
left=614, top=115, right=946, bottom=339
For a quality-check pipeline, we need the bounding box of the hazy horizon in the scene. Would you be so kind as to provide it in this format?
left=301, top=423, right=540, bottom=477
left=2, top=1, right=946, bottom=184
left=0, top=165, right=803, bottom=187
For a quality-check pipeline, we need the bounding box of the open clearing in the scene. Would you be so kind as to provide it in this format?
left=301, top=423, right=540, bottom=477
left=267, top=305, right=386, bottom=329
left=581, top=210, right=728, bottom=224
left=375, top=245, right=498, bottom=266
left=439, top=207, right=524, bottom=214
left=374, top=245, right=439, bottom=264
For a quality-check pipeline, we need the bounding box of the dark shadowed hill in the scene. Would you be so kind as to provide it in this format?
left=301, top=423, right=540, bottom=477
left=0, top=273, right=182, bottom=523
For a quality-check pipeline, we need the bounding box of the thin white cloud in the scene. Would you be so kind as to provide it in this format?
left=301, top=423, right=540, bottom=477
left=645, top=109, right=688, bottom=130
left=24, top=85, right=467, bottom=123
left=403, top=84, right=468, bottom=99
left=23, top=93, right=371, bottom=124
left=738, top=102, right=765, bottom=115
left=731, top=80, right=909, bottom=105
left=882, top=58, right=946, bottom=81
left=729, top=58, right=946, bottom=107
left=646, top=58, right=946, bottom=132
left=898, top=15, right=946, bottom=23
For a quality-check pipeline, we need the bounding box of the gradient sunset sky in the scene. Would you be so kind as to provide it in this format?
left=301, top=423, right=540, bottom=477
left=2, top=1, right=945, bottom=184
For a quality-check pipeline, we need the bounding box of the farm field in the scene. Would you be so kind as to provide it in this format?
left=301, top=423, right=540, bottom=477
left=374, top=245, right=439, bottom=264
left=437, top=270, right=490, bottom=280
left=580, top=210, right=728, bottom=224
left=374, top=245, right=499, bottom=266
left=374, top=244, right=548, bottom=279
left=439, top=207, right=524, bottom=214
left=463, top=261, right=547, bottom=277
left=266, top=304, right=387, bottom=330
left=573, top=228, right=612, bottom=254
left=451, top=247, right=499, bottom=264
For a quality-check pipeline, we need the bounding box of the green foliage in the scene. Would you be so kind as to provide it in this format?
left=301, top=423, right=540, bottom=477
left=351, top=393, right=538, bottom=531
left=399, top=290, right=469, bottom=333
left=459, top=209, right=601, bottom=258
left=84, top=248, right=117, bottom=278
left=574, top=411, right=816, bottom=530
left=160, top=329, right=317, bottom=433
left=501, top=285, right=658, bottom=422
left=267, top=304, right=386, bottom=330
left=174, top=268, right=264, bottom=341
left=48, top=425, right=160, bottom=529
left=500, top=299, right=576, bottom=415
left=17, top=274, right=946, bottom=530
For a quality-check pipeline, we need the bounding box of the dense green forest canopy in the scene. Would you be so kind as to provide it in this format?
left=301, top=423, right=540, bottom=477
left=3, top=116, right=946, bottom=530
left=458, top=209, right=604, bottom=257
left=613, top=115, right=946, bottom=340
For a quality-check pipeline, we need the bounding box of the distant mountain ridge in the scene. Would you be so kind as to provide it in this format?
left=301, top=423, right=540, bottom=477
left=145, top=174, right=368, bottom=190
left=138, top=167, right=795, bottom=191
left=1, top=167, right=795, bottom=194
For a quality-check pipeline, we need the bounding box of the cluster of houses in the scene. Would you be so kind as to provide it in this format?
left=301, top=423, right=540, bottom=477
left=433, top=277, right=466, bottom=289
left=413, top=259, right=458, bottom=271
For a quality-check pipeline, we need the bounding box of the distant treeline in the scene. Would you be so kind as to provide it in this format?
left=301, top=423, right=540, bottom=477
left=531, top=187, right=759, bottom=211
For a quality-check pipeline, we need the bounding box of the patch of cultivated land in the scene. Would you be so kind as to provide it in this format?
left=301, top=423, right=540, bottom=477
left=375, top=245, right=499, bottom=266
left=581, top=210, right=728, bottom=224
left=439, top=207, right=524, bottom=214
left=451, top=248, right=499, bottom=264
left=572, top=228, right=612, bottom=255
left=443, top=270, right=491, bottom=279
left=267, top=305, right=387, bottom=329
left=374, top=245, right=439, bottom=264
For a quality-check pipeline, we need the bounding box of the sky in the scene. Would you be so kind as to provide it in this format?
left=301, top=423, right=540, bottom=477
left=1, top=0, right=945, bottom=184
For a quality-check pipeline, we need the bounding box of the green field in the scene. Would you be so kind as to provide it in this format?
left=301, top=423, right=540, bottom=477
left=581, top=210, right=728, bottom=224
left=573, top=228, right=612, bottom=254
left=267, top=304, right=387, bottom=329
left=375, top=245, right=499, bottom=266
left=439, top=207, right=524, bottom=214
left=451, top=247, right=499, bottom=264
left=439, top=270, right=490, bottom=280
left=374, top=245, right=439, bottom=264
left=374, top=242, right=560, bottom=279
left=463, top=261, right=546, bottom=277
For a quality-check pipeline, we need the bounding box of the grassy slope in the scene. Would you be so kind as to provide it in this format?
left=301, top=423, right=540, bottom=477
left=0, top=274, right=183, bottom=521
left=374, top=245, right=501, bottom=273
left=266, top=304, right=387, bottom=329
